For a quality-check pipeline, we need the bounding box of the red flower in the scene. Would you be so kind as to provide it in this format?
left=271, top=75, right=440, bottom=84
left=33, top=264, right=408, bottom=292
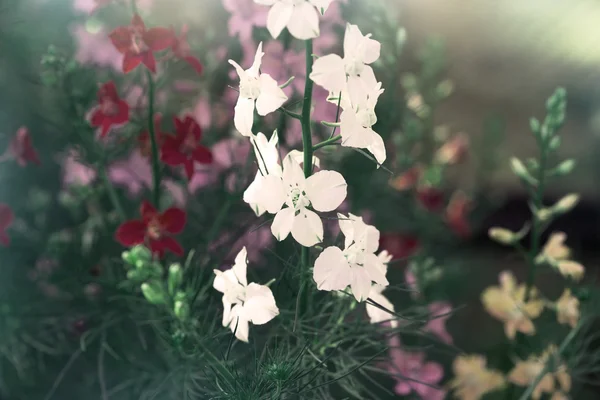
left=435, top=133, right=469, bottom=165
left=0, top=204, right=14, bottom=247
left=90, top=81, right=130, bottom=137
left=445, top=190, right=472, bottom=238
left=7, top=127, right=40, bottom=166
left=109, top=14, right=175, bottom=74
left=389, top=165, right=422, bottom=191
left=115, top=201, right=186, bottom=258
left=138, top=113, right=165, bottom=158
left=379, top=233, right=419, bottom=260
left=160, top=115, right=213, bottom=180
left=416, top=186, right=445, bottom=212
left=170, top=25, right=203, bottom=74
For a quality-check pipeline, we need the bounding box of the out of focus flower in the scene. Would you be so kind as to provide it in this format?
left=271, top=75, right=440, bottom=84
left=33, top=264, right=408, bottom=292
left=115, top=200, right=186, bottom=258
left=508, top=345, right=571, bottom=400
left=170, top=25, right=203, bottom=74
left=481, top=271, right=544, bottom=339
left=245, top=153, right=346, bottom=247
left=387, top=336, right=445, bottom=400
left=445, top=190, right=472, bottom=238
left=314, top=213, right=388, bottom=301
left=109, top=15, right=174, bottom=74
left=0, top=204, right=14, bottom=247
left=71, top=25, right=123, bottom=71
left=222, top=0, right=268, bottom=42
left=109, top=149, right=152, bottom=197
left=535, top=232, right=585, bottom=281
left=416, top=185, right=445, bottom=212
left=261, top=41, right=305, bottom=96
left=449, top=354, right=505, bottom=400
left=89, top=81, right=129, bottom=137
left=366, top=250, right=397, bottom=327
left=6, top=127, right=40, bottom=167
left=311, top=23, right=380, bottom=94
left=255, top=0, right=334, bottom=40
left=379, top=232, right=419, bottom=260
left=389, top=165, right=422, bottom=191
left=138, top=114, right=165, bottom=159
left=425, top=302, right=453, bottom=344
left=555, top=288, right=579, bottom=328
left=229, top=42, right=288, bottom=136
left=160, top=115, right=213, bottom=180
left=435, top=133, right=469, bottom=165
left=62, top=151, right=97, bottom=187
left=213, top=247, right=279, bottom=342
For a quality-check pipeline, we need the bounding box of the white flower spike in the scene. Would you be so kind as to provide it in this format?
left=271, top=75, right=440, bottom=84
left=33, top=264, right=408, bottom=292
left=213, top=247, right=280, bottom=342
left=313, top=213, right=389, bottom=301
left=365, top=250, right=398, bottom=328
left=254, top=0, right=335, bottom=40
left=310, top=23, right=381, bottom=94
left=229, top=43, right=288, bottom=137
left=243, top=152, right=347, bottom=247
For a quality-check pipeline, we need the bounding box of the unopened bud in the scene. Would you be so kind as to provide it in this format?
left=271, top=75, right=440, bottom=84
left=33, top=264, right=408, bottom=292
left=168, top=264, right=183, bottom=296
left=141, top=281, right=167, bottom=305
left=548, top=135, right=561, bottom=151
left=536, top=207, right=554, bottom=222
left=174, top=300, right=190, bottom=320
left=553, top=159, right=576, bottom=176
left=488, top=227, right=518, bottom=245
left=530, top=117, right=541, bottom=133
left=510, top=158, right=537, bottom=186
left=553, top=194, right=580, bottom=214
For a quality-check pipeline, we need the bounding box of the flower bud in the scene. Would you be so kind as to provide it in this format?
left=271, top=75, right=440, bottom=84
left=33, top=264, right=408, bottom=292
left=510, top=158, right=537, bottom=186
left=174, top=300, right=189, bottom=320
left=529, top=117, right=541, bottom=133
left=535, top=207, right=554, bottom=222
left=488, top=227, right=518, bottom=245
left=168, top=264, right=183, bottom=296
left=553, top=194, right=579, bottom=214
left=141, top=281, right=167, bottom=305
left=553, top=159, right=575, bottom=176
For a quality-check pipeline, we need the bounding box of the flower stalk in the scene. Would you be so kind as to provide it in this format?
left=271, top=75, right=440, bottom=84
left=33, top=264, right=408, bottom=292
left=145, top=70, right=162, bottom=206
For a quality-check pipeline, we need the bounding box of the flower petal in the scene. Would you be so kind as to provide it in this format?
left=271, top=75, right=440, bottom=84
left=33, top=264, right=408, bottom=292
left=192, top=146, right=213, bottom=164
left=287, top=2, right=319, bottom=40
left=256, top=74, right=288, bottom=116
left=115, top=220, right=146, bottom=246
left=143, top=27, right=174, bottom=51
left=154, top=237, right=184, bottom=257
left=305, top=170, right=347, bottom=212
left=0, top=204, right=14, bottom=229
left=350, top=267, right=372, bottom=302
left=140, top=200, right=157, bottom=220
left=266, top=1, right=294, bottom=39
left=309, top=0, right=334, bottom=13
left=159, top=208, right=186, bottom=234
left=244, top=283, right=279, bottom=325
left=310, top=54, right=346, bottom=93
left=234, top=96, right=255, bottom=137
left=123, top=53, right=143, bottom=74
left=108, top=27, right=132, bottom=54
left=232, top=247, right=248, bottom=286
left=243, top=174, right=286, bottom=215
left=291, top=208, right=323, bottom=247
left=313, top=246, right=351, bottom=291
left=271, top=207, right=295, bottom=241
left=282, top=153, right=306, bottom=188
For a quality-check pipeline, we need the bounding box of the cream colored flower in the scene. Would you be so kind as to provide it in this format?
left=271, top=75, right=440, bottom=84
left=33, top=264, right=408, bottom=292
left=481, top=271, right=544, bottom=339
left=509, top=345, right=571, bottom=400
left=536, top=232, right=585, bottom=281
left=449, top=354, right=505, bottom=400
left=556, top=289, right=580, bottom=328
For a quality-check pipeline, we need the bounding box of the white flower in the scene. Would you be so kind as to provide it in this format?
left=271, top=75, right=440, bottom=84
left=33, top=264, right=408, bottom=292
left=243, top=152, right=347, bottom=247
left=213, top=247, right=280, bottom=342
left=332, top=69, right=386, bottom=165
left=365, top=250, right=398, bottom=328
left=254, top=0, right=334, bottom=40
left=310, top=23, right=381, bottom=94
left=229, top=43, right=288, bottom=137
left=313, top=213, right=389, bottom=301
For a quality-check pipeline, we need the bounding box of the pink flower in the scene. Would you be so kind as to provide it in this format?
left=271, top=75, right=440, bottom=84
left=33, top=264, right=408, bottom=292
left=71, top=24, right=123, bottom=72
left=425, top=302, right=454, bottom=344
left=109, top=149, right=152, bottom=197
left=62, top=151, right=97, bottom=187
left=192, top=97, right=212, bottom=130
left=387, top=336, right=446, bottom=399
left=260, top=41, right=305, bottom=96
left=222, top=0, right=267, bottom=43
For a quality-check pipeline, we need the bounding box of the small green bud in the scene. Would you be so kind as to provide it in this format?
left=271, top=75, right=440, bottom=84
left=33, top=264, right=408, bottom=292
left=552, top=193, right=580, bottom=215
left=488, top=226, right=529, bottom=245
left=529, top=117, right=541, bottom=133
left=168, top=264, right=183, bottom=296
left=552, top=159, right=575, bottom=176
left=396, top=28, right=407, bottom=50
left=174, top=300, right=189, bottom=320
left=548, top=135, right=561, bottom=151
left=510, top=158, right=537, bottom=186
left=141, top=281, right=168, bottom=305
left=127, top=269, right=147, bottom=282
left=436, top=80, right=454, bottom=99
left=401, top=73, right=418, bottom=91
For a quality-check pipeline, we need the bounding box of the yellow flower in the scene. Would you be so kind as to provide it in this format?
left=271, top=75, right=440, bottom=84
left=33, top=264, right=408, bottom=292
left=536, top=232, right=585, bottom=281
left=481, top=271, right=544, bottom=339
left=449, top=355, right=505, bottom=400
left=556, top=289, right=580, bottom=328
left=508, top=345, right=571, bottom=400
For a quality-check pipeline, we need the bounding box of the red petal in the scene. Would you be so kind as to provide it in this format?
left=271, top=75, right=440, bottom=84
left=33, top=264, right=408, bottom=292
left=89, top=108, right=105, bottom=127
left=140, top=51, right=157, bottom=73
left=192, top=146, right=213, bottom=164
left=148, top=239, right=166, bottom=259
left=0, top=232, right=10, bottom=247
left=99, top=81, right=119, bottom=101
left=0, top=204, right=14, bottom=229
left=140, top=200, right=157, bottom=220
left=25, top=148, right=41, bottom=165
left=159, top=208, right=186, bottom=234
left=186, top=115, right=202, bottom=139
left=100, top=121, right=112, bottom=138
left=173, top=116, right=185, bottom=135
left=109, top=27, right=133, bottom=54
left=123, top=53, right=143, bottom=74
left=160, top=146, right=187, bottom=166
left=156, top=237, right=184, bottom=257
left=115, top=220, right=146, bottom=246
left=184, top=159, right=194, bottom=180
left=143, top=27, right=175, bottom=51
left=183, top=55, right=203, bottom=75
left=131, top=14, right=146, bottom=31
left=114, top=100, right=130, bottom=124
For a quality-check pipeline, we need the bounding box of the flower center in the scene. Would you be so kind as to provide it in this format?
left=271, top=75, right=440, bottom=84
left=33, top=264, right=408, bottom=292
left=289, top=187, right=310, bottom=211
left=181, top=132, right=197, bottom=154
left=100, top=98, right=119, bottom=116
left=240, top=77, right=261, bottom=99
left=130, top=28, right=149, bottom=54
left=146, top=218, right=162, bottom=240
left=356, top=107, right=377, bottom=128
left=345, top=57, right=365, bottom=77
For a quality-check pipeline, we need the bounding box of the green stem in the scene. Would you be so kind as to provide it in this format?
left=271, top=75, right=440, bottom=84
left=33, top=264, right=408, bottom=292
left=313, top=135, right=341, bottom=151
left=145, top=70, right=162, bottom=207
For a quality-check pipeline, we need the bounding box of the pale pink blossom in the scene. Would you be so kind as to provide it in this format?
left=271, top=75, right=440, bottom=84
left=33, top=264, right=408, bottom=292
left=425, top=302, right=453, bottom=344
left=260, top=41, right=305, bottom=96
left=223, top=0, right=268, bottom=42
left=71, top=24, right=123, bottom=72
left=108, top=149, right=152, bottom=197
left=62, top=151, right=97, bottom=187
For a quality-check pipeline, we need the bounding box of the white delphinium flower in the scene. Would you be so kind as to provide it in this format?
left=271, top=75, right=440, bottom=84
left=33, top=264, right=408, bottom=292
left=330, top=69, right=386, bottom=165
left=243, top=152, right=347, bottom=247
left=365, top=250, right=398, bottom=328
left=213, top=247, right=279, bottom=342
left=254, top=0, right=335, bottom=40
left=310, top=23, right=381, bottom=93
left=229, top=43, right=288, bottom=137
left=313, top=213, right=389, bottom=301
